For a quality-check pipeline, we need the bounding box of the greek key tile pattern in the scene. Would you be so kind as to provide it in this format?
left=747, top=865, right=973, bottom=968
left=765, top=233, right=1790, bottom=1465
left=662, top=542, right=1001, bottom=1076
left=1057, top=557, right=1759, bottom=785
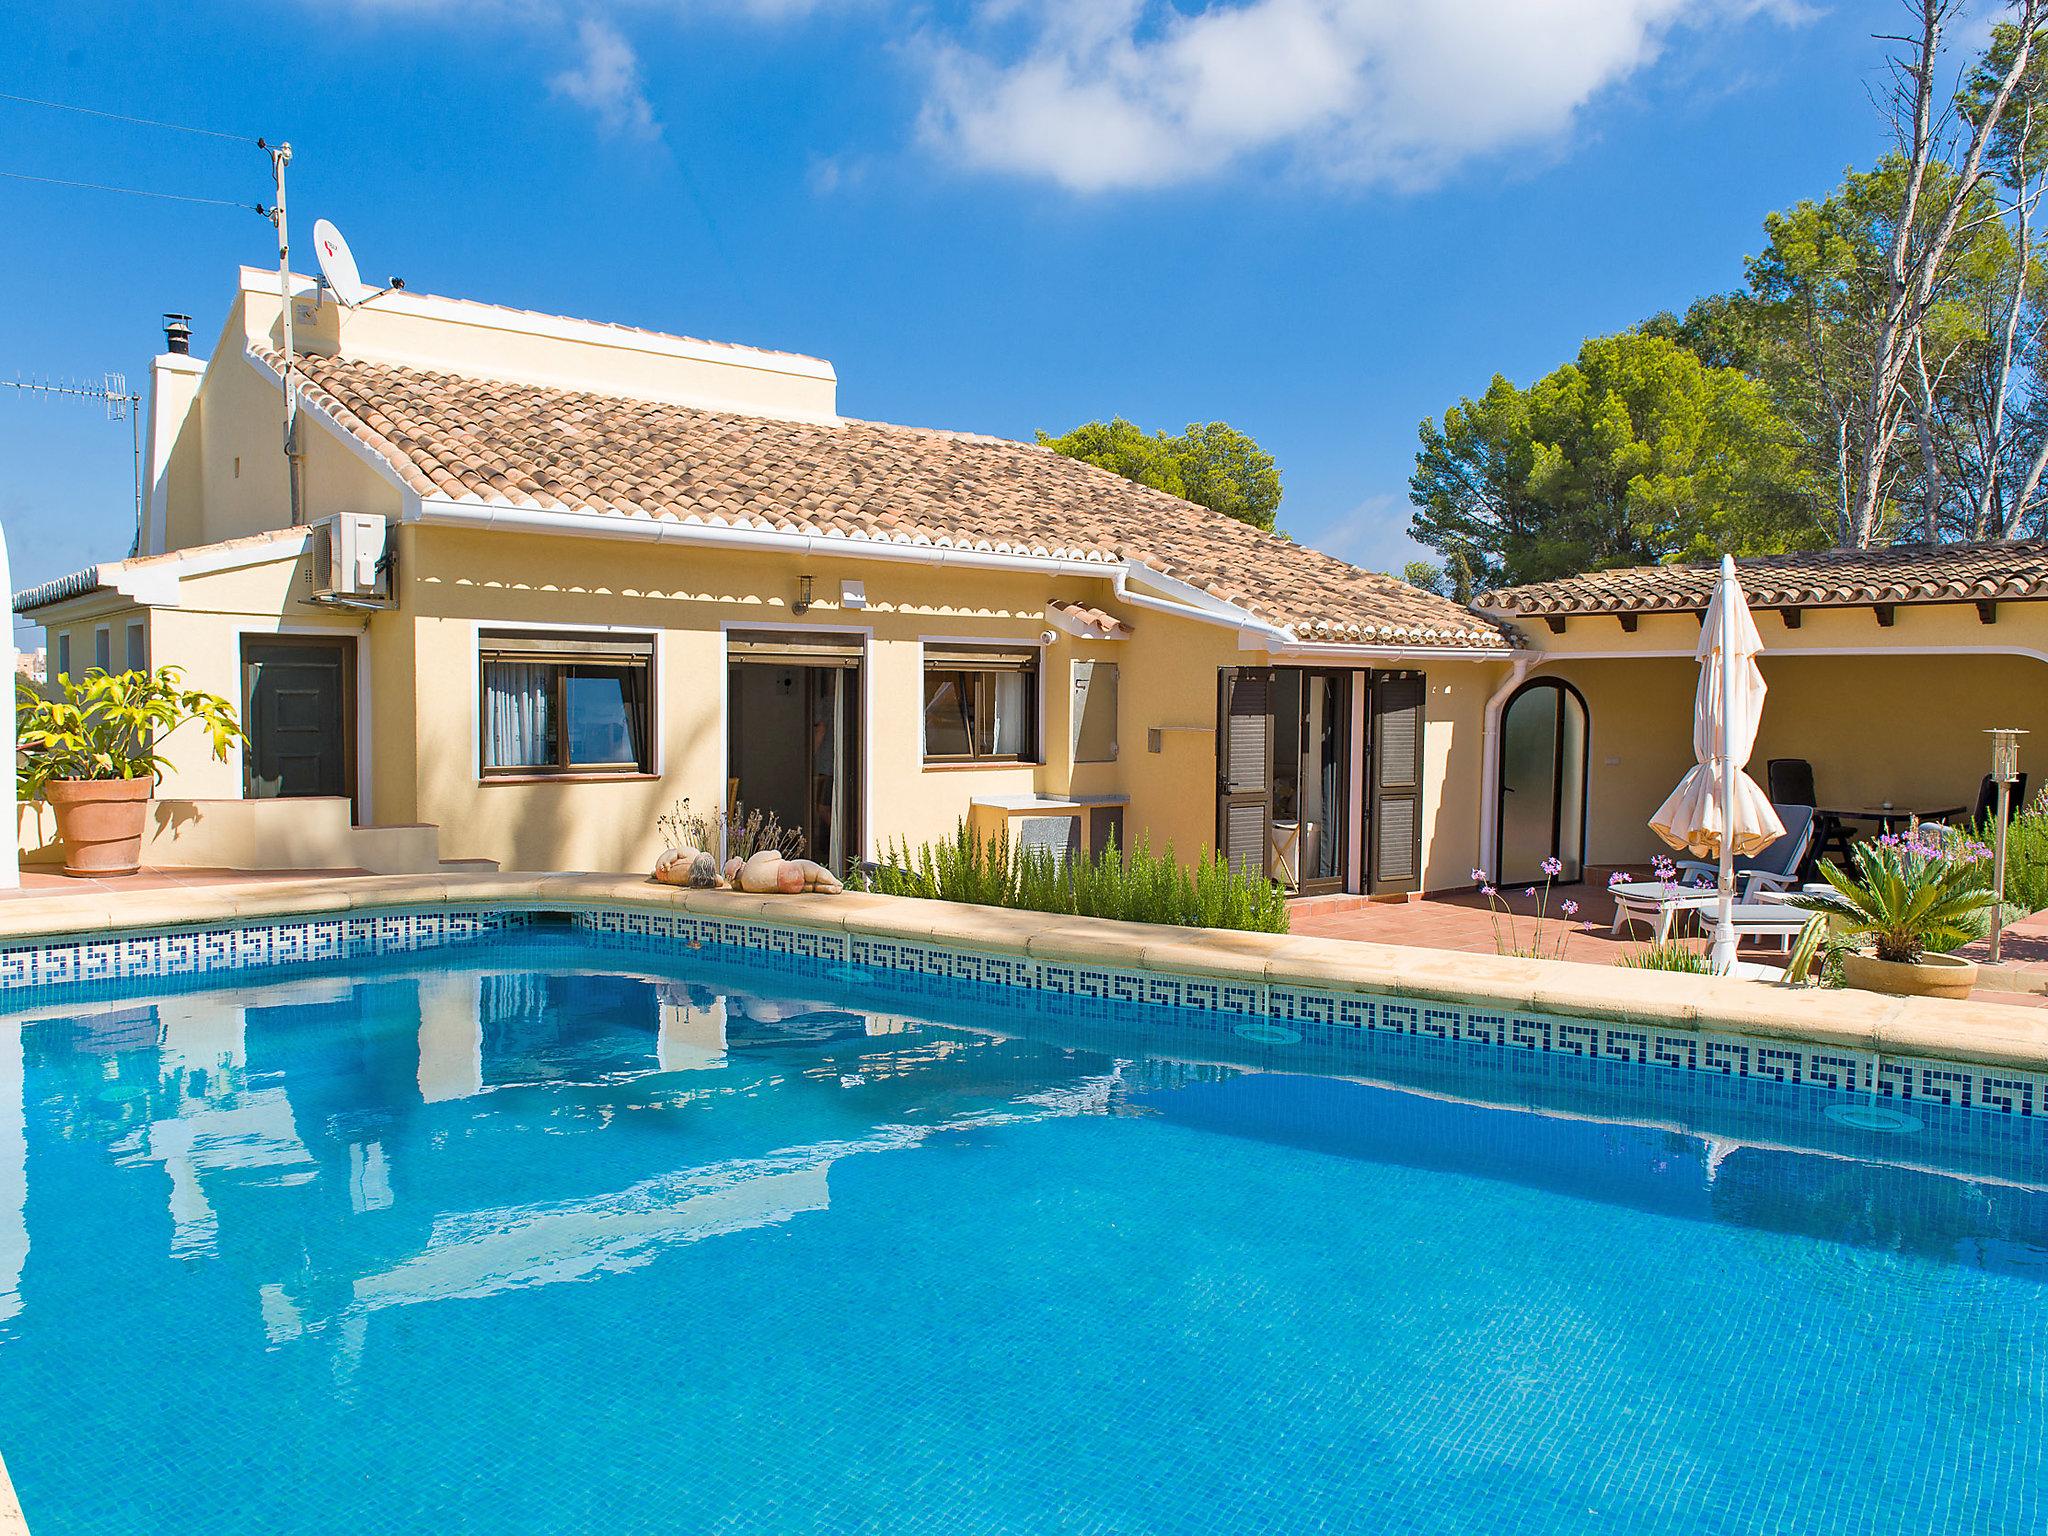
left=3, top=902, right=2040, bottom=1122
left=569, top=909, right=2048, bottom=1121
left=0, top=908, right=527, bottom=996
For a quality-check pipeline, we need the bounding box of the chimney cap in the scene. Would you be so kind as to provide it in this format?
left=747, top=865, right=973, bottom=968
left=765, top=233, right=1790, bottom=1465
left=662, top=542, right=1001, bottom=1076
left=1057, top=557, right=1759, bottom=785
left=162, top=313, right=193, bottom=355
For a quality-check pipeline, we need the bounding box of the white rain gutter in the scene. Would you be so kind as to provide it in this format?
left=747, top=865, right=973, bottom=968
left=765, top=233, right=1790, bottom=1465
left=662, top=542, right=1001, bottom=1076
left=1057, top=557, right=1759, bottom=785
left=1476, top=653, right=1539, bottom=883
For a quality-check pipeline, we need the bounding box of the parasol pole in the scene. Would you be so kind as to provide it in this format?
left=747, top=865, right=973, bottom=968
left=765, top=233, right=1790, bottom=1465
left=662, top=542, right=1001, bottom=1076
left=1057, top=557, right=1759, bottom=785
left=1711, top=555, right=1738, bottom=974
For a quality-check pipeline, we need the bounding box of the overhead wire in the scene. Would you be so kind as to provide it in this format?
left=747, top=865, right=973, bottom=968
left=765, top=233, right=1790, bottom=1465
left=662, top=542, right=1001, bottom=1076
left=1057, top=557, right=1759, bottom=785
left=0, top=167, right=260, bottom=212
left=0, top=90, right=256, bottom=144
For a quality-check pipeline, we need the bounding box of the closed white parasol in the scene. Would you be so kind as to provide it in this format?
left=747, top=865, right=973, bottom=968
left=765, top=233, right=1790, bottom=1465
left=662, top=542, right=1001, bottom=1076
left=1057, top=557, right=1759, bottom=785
left=1649, top=555, right=1784, bottom=972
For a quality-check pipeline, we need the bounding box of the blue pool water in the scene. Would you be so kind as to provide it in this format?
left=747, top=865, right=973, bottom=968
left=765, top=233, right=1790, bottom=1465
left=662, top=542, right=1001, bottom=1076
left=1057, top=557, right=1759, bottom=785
left=0, top=925, right=2044, bottom=1534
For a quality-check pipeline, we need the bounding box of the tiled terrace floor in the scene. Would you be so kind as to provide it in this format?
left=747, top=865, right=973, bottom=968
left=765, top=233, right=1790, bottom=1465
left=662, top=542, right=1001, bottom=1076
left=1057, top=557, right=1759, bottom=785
left=1290, top=866, right=1690, bottom=963
left=1292, top=865, right=2048, bottom=1009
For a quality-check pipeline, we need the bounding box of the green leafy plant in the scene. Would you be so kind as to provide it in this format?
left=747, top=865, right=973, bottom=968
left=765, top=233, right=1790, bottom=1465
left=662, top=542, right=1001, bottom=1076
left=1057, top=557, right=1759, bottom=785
left=1972, top=786, right=2048, bottom=918
left=16, top=667, right=244, bottom=800
left=1785, top=829, right=1993, bottom=965
left=1616, top=942, right=1715, bottom=975
left=850, top=823, right=1289, bottom=933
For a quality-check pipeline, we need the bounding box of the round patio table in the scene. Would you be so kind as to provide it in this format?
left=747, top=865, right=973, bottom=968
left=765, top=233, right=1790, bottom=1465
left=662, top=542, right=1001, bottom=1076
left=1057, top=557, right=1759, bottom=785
left=1819, top=804, right=1967, bottom=836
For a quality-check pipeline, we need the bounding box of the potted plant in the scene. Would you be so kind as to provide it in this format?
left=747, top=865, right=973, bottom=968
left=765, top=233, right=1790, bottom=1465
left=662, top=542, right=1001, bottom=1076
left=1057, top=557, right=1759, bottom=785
left=1785, top=828, right=1993, bottom=1000
left=16, top=666, right=245, bottom=877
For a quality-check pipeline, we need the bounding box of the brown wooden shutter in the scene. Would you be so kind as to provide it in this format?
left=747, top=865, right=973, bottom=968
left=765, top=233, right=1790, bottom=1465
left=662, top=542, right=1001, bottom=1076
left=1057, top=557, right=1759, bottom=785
left=1215, top=666, right=1274, bottom=878
left=1369, top=670, right=1426, bottom=894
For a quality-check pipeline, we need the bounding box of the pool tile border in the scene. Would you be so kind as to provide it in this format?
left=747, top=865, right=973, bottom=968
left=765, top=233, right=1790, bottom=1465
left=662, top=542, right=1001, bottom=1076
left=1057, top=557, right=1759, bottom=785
left=2, top=872, right=2044, bottom=1122
left=0, top=908, right=526, bottom=993
left=566, top=909, right=2048, bottom=1120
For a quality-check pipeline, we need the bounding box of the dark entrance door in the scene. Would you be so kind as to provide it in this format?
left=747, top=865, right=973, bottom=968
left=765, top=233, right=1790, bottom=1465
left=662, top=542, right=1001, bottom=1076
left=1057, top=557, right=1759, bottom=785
left=1496, top=678, right=1589, bottom=887
left=726, top=631, right=864, bottom=872
left=242, top=636, right=354, bottom=816
left=1271, top=668, right=1353, bottom=895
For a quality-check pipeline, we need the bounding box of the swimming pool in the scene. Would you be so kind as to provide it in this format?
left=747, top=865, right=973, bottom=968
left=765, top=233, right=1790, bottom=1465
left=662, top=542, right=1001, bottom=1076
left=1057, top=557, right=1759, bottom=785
left=0, top=918, right=2043, bottom=1534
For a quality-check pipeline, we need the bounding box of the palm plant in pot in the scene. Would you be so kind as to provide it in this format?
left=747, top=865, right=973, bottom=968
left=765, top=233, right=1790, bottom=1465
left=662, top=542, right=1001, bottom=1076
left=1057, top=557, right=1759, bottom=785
left=16, top=667, right=245, bottom=877
left=1784, top=828, right=1993, bottom=1000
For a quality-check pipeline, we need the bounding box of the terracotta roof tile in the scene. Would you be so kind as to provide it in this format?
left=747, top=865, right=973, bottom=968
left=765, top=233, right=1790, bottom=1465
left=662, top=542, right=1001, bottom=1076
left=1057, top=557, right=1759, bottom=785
left=1047, top=599, right=1134, bottom=639
left=1480, top=543, right=2048, bottom=617
left=270, top=350, right=1508, bottom=651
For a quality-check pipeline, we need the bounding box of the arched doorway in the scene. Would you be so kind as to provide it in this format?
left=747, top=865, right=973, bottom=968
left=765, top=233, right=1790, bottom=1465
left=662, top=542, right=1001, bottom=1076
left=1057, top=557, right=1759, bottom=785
left=1496, top=678, right=1588, bottom=886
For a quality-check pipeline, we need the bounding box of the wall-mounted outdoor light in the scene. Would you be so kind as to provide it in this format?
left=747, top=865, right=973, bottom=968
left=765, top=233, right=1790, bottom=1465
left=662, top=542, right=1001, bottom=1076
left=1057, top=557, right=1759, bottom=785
left=793, top=575, right=814, bottom=616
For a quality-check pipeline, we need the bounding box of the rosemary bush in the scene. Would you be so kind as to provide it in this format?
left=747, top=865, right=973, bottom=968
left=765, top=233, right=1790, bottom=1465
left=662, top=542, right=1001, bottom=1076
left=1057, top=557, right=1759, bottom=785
left=852, top=823, right=1289, bottom=933
left=656, top=797, right=806, bottom=861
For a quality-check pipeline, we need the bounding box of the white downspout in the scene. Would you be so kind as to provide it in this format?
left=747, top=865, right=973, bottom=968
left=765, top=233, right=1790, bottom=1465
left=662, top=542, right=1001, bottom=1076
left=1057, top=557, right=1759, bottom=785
left=1, top=515, right=16, bottom=890
left=1477, top=653, right=1536, bottom=883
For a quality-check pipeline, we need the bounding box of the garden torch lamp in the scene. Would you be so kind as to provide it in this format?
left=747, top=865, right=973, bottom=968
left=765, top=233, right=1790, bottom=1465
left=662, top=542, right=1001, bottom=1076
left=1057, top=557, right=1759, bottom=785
left=1988, top=728, right=2026, bottom=966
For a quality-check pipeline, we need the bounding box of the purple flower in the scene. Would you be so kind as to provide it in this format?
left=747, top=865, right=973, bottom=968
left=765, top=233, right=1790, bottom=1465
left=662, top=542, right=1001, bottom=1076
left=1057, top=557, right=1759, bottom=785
left=1608, top=871, right=1632, bottom=888
left=1561, top=900, right=1580, bottom=916
left=1480, top=885, right=1496, bottom=898
left=1541, top=856, right=1564, bottom=878
left=1524, top=886, right=1537, bottom=898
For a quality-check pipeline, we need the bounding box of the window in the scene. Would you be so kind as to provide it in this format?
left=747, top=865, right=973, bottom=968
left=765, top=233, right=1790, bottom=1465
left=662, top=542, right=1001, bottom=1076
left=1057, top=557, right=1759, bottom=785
left=1072, top=660, right=1119, bottom=763
left=923, top=644, right=1039, bottom=763
left=93, top=626, right=111, bottom=672
left=56, top=633, right=70, bottom=681
left=125, top=621, right=147, bottom=672
left=479, top=631, right=654, bottom=777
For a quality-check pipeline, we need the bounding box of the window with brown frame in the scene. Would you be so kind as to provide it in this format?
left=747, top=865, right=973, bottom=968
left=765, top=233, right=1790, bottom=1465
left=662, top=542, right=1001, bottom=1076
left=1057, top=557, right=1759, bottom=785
left=479, top=632, right=654, bottom=777
left=922, top=644, right=1039, bottom=763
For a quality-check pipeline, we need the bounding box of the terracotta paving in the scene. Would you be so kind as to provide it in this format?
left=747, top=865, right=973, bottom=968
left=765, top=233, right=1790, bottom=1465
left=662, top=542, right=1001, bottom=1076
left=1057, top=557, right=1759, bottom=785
left=1291, top=864, right=2048, bottom=1008
left=1289, top=866, right=1716, bottom=966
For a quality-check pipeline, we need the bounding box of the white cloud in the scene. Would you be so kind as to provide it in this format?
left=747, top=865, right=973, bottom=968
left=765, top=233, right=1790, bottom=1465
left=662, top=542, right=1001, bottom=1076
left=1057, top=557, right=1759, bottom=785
left=1297, top=491, right=1428, bottom=574
left=919, top=0, right=1789, bottom=193
left=549, top=17, right=661, bottom=141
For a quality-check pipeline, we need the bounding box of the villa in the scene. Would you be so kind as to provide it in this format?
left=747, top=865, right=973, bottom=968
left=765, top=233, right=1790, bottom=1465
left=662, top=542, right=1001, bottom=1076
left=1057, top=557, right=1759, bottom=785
left=16, top=268, right=2048, bottom=900
left=12, top=266, right=1511, bottom=888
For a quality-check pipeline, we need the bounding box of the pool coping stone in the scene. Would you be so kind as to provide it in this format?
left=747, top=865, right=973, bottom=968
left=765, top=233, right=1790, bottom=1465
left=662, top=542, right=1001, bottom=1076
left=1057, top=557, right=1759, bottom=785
left=2, top=870, right=2043, bottom=1074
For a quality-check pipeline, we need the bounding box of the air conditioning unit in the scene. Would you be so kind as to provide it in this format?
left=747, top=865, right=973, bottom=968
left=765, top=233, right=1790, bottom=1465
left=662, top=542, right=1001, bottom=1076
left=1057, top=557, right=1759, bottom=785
left=309, top=513, right=390, bottom=606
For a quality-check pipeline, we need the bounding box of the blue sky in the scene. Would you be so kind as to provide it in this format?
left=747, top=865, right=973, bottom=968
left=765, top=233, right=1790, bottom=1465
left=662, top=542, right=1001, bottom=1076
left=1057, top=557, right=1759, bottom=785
left=3, top=2, right=1910, bottom=646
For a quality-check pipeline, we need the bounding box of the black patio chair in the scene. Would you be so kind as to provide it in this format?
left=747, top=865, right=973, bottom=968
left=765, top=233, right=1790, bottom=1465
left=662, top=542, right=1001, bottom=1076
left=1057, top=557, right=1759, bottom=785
left=1766, top=757, right=1854, bottom=879
left=1970, top=772, right=2029, bottom=828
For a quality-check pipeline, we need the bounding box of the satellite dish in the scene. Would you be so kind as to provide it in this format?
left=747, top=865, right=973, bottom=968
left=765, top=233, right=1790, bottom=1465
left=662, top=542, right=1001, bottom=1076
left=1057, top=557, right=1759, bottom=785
left=312, top=218, right=374, bottom=307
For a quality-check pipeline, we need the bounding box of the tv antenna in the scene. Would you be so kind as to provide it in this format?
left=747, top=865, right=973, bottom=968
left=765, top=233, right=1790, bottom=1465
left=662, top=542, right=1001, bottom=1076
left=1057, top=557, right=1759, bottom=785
left=1, top=371, right=143, bottom=550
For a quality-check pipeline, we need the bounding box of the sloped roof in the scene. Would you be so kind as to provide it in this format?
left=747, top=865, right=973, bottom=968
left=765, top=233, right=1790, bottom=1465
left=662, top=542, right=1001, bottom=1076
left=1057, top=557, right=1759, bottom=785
left=269, top=350, right=1508, bottom=650
left=1480, top=542, right=2048, bottom=617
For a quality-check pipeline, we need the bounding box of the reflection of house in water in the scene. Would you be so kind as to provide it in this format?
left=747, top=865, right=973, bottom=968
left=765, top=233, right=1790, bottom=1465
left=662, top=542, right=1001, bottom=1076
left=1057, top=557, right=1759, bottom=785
left=3, top=959, right=1119, bottom=1361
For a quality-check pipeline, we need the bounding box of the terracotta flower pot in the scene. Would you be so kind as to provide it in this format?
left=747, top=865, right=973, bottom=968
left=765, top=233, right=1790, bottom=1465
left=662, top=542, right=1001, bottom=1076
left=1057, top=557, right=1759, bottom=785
left=1840, top=950, right=1977, bottom=1001
left=42, top=777, right=153, bottom=877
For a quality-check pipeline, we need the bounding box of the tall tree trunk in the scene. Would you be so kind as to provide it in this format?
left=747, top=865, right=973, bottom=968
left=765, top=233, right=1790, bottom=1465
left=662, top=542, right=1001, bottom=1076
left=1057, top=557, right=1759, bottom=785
left=1849, top=0, right=2043, bottom=546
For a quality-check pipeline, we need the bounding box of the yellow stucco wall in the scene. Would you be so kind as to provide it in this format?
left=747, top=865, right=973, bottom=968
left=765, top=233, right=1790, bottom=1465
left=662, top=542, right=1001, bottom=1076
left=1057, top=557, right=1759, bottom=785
left=171, top=342, right=406, bottom=551
left=400, top=526, right=1241, bottom=873
left=1506, top=601, right=2048, bottom=867
left=35, top=520, right=1499, bottom=887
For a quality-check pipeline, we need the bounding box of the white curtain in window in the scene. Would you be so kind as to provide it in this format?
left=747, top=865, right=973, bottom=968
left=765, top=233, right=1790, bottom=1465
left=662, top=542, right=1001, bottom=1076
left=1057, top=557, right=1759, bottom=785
left=485, top=663, right=554, bottom=768
left=987, top=671, right=1028, bottom=758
